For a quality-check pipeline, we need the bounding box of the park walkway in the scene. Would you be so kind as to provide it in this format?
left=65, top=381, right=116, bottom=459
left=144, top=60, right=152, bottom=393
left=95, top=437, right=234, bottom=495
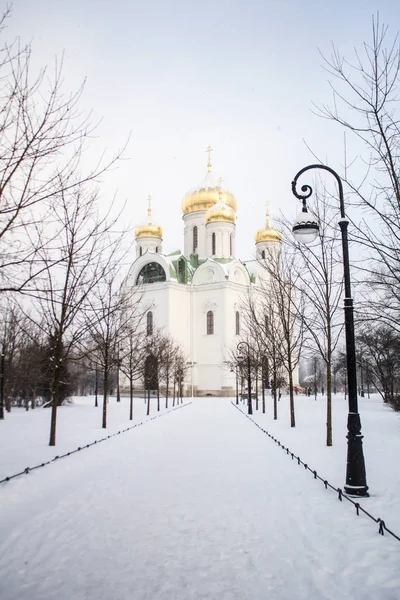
left=0, top=399, right=397, bottom=600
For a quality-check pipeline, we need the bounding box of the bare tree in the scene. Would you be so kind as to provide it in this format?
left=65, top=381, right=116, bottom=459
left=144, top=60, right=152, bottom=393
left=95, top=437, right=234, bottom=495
left=279, top=190, right=344, bottom=445
left=23, top=184, right=126, bottom=445
left=259, top=247, right=305, bottom=427
left=239, top=289, right=286, bottom=419
left=315, top=15, right=400, bottom=329
left=120, top=322, right=147, bottom=421
left=357, top=325, right=400, bottom=409
left=0, top=9, right=125, bottom=295
left=158, top=335, right=181, bottom=409
left=87, top=272, right=140, bottom=429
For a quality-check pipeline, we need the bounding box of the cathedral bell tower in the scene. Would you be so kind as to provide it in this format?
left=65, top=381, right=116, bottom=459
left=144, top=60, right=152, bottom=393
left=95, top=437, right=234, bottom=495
left=255, top=203, right=282, bottom=262
left=205, top=178, right=236, bottom=259
left=135, top=195, right=163, bottom=258
left=182, top=147, right=237, bottom=261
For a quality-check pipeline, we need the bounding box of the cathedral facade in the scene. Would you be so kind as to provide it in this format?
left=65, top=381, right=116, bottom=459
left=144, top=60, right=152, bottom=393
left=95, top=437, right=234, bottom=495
left=123, top=150, right=282, bottom=396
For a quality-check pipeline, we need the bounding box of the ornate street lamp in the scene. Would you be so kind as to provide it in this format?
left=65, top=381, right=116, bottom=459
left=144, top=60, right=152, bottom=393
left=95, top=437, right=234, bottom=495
left=237, top=341, right=252, bottom=415
left=292, top=164, right=368, bottom=497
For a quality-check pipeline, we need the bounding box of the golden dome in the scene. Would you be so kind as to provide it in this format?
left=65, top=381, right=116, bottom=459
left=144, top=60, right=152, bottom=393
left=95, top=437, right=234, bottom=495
left=135, top=223, right=163, bottom=239
left=135, top=196, right=163, bottom=239
left=205, top=203, right=236, bottom=224
left=255, top=207, right=282, bottom=243
left=182, top=182, right=237, bottom=214
left=205, top=185, right=236, bottom=225
left=182, top=148, right=237, bottom=214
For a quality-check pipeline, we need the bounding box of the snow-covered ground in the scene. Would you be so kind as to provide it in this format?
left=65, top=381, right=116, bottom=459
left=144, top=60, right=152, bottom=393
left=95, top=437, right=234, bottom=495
left=0, top=394, right=182, bottom=480
left=0, top=393, right=399, bottom=599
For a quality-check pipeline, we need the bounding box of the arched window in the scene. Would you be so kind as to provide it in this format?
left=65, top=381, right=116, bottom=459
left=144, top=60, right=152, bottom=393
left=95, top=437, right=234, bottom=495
left=193, top=226, right=198, bottom=253
left=207, top=310, right=214, bottom=335
left=235, top=311, right=240, bottom=335
left=212, top=232, right=216, bottom=256
left=136, top=262, right=166, bottom=285
left=147, top=311, right=153, bottom=336
left=261, top=250, right=265, bottom=259
left=156, top=246, right=158, bottom=253
left=139, top=247, right=142, bottom=256
left=230, top=234, right=233, bottom=256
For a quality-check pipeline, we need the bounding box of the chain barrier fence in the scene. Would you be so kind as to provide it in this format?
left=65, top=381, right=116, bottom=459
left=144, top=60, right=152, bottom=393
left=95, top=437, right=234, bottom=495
left=232, top=401, right=400, bottom=543
left=0, top=401, right=192, bottom=487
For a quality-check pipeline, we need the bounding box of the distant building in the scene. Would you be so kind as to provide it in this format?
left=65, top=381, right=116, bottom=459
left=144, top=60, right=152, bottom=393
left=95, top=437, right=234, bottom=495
left=123, top=149, right=284, bottom=396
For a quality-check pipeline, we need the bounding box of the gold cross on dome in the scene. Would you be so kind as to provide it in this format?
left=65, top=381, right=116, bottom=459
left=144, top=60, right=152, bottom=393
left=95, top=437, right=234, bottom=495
left=147, top=195, right=152, bottom=220
left=206, top=145, right=213, bottom=172
left=217, top=176, right=223, bottom=200
left=265, top=201, right=271, bottom=227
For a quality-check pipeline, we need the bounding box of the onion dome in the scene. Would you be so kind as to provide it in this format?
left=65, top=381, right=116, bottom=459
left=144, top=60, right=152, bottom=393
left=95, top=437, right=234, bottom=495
left=255, top=205, right=282, bottom=243
left=135, top=196, right=163, bottom=239
left=182, top=146, right=237, bottom=215
left=205, top=180, right=236, bottom=224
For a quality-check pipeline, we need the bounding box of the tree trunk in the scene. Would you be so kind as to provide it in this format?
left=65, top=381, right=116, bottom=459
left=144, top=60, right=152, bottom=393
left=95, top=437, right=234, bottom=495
left=95, top=368, right=98, bottom=407
left=326, top=362, right=332, bottom=446
left=165, top=374, right=169, bottom=409
left=288, top=365, right=295, bottom=427
left=262, top=376, right=265, bottom=414
left=129, top=376, right=133, bottom=421
left=255, top=370, right=259, bottom=411
left=102, top=365, right=108, bottom=429
left=273, top=368, right=277, bottom=420
left=49, top=354, right=62, bottom=446
left=147, top=388, right=150, bottom=416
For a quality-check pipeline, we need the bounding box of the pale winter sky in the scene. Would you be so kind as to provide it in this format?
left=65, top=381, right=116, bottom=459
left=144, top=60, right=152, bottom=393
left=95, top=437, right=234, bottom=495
left=5, top=0, right=400, bottom=261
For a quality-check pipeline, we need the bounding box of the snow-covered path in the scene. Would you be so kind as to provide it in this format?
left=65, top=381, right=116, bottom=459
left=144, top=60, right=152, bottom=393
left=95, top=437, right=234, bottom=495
left=0, top=399, right=398, bottom=600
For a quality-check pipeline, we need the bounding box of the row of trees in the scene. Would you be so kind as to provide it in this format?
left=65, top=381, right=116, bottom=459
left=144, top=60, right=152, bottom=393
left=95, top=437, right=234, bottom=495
left=233, top=15, right=400, bottom=445
left=0, top=10, right=188, bottom=445
left=0, top=300, right=189, bottom=436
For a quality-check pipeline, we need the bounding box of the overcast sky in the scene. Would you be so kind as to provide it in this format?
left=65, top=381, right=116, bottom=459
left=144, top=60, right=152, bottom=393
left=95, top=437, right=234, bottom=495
left=5, top=0, right=400, bottom=261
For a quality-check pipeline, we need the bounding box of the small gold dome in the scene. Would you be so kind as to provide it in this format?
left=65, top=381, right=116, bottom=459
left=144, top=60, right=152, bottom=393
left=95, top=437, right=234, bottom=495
left=135, top=195, right=163, bottom=239
left=205, top=199, right=236, bottom=225
left=135, top=223, right=163, bottom=239
left=255, top=228, right=282, bottom=243
left=255, top=207, right=282, bottom=243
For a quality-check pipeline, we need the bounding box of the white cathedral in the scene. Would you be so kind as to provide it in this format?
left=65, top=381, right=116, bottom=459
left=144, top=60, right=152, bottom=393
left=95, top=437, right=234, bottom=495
left=123, top=149, right=283, bottom=396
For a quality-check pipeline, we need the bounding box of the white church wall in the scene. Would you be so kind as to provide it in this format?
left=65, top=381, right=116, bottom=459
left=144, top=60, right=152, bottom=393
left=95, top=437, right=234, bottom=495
left=183, top=212, right=207, bottom=260
left=135, top=236, right=162, bottom=259
left=205, top=222, right=235, bottom=259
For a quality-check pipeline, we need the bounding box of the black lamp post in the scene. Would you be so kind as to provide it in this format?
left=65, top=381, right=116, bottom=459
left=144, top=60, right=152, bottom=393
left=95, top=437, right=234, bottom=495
left=235, top=366, right=239, bottom=405
left=292, top=164, right=369, bottom=497
left=230, top=366, right=239, bottom=404
left=237, top=341, right=252, bottom=415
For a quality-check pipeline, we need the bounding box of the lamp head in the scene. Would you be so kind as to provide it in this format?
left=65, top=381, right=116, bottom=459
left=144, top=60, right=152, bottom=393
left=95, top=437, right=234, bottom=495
left=292, top=206, right=319, bottom=245
left=237, top=352, right=244, bottom=363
